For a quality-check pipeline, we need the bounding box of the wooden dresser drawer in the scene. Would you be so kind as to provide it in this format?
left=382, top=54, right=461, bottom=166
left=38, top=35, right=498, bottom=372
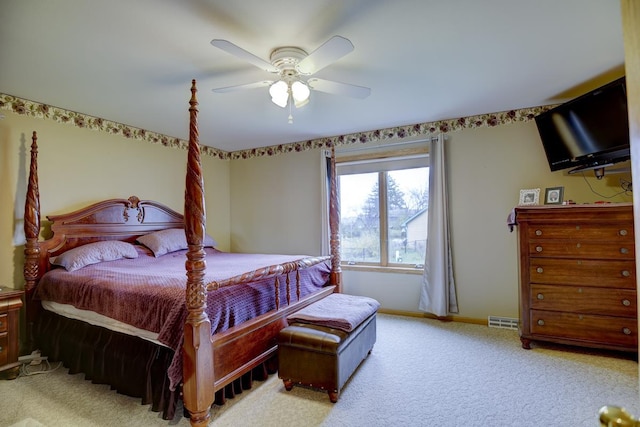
left=530, top=284, right=637, bottom=317
left=528, top=240, right=635, bottom=259
left=527, top=223, right=634, bottom=241
left=0, top=289, right=24, bottom=379
left=516, top=204, right=636, bottom=352
left=0, top=333, right=7, bottom=367
left=0, top=313, right=7, bottom=333
left=529, top=258, right=636, bottom=288
left=530, top=310, right=637, bottom=348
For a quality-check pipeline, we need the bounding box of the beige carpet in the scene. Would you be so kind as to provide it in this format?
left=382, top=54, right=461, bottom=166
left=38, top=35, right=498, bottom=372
left=8, top=419, right=46, bottom=427
left=0, top=313, right=638, bottom=427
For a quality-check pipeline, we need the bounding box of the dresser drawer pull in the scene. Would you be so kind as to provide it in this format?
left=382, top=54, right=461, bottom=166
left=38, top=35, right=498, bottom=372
left=0, top=346, right=3, bottom=352
left=576, top=243, right=581, bottom=249
left=537, top=293, right=544, bottom=300
left=622, top=299, right=631, bottom=307
left=535, top=230, right=542, bottom=236
left=622, top=270, right=631, bottom=278
left=623, top=327, right=632, bottom=335
left=537, top=319, right=545, bottom=326
left=621, top=247, right=630, bottom=255
left=536, top=267, right=543, bottom=274
left=536, top=246, right=543, bottom=253
left=620, top=229, right=628, bottom=236
left=0, top=320, right=3, bottom=327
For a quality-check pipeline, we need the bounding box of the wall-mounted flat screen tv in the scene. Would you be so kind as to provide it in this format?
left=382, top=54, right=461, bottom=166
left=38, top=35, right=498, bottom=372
left=535, top=77, right=630, bottom=174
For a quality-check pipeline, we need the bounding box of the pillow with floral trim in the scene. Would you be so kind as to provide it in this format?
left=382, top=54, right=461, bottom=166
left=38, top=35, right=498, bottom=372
left=51, top=241, right=139, bottom=272
left=136, top=228, right=217, bottom=257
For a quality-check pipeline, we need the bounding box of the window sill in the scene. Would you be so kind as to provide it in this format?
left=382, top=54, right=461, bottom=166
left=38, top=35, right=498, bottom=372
left=341, top=264, right=424, bottom=275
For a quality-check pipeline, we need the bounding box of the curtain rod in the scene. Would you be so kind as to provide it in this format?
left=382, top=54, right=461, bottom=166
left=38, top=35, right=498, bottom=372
left=335, top=135, right=446, bottom=155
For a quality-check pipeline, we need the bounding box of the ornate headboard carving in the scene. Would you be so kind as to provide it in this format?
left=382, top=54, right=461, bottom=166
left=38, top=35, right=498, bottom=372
left=27, top=195, right=185, bottom=286
left=43, top=196, right=184, bottom=253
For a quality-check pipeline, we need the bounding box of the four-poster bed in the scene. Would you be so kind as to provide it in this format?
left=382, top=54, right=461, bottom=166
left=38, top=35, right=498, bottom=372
left=22, top=80, right=343, bottom=425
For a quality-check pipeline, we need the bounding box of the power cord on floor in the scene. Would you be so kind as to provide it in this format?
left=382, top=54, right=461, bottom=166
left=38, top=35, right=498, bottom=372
left=17, top=349, right=63, bottom=377
left=20, top=359, right=62, bottom=376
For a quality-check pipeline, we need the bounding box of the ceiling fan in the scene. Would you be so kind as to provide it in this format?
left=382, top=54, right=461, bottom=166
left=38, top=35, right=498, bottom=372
left=210, top=36, right=371, bottom=123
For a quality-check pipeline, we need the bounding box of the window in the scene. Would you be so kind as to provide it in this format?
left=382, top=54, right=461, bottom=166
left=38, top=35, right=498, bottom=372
left=337, top=149, right=429, bottom=268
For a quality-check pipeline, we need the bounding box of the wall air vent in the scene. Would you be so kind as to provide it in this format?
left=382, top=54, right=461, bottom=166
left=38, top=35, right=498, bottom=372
left=488, top=316, right=519, bottom=330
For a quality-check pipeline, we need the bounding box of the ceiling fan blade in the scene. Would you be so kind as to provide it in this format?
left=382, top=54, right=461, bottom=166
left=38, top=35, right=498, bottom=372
left=212, top=80, right=273, bottom=93
left=211, top=39, right=280, bottom=73
left=296, top=36, right=354, bottom=75
left=308, top=78, right=371, bottom=99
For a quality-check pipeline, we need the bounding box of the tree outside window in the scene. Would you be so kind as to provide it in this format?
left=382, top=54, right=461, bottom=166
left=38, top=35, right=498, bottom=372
left=338, top=156, right=428, bottom=268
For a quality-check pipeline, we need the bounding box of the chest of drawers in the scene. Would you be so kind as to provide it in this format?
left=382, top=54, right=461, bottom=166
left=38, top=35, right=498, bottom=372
left=515, top=204, right=637, bottom=352
left=0, top=288, right=24, bottom=379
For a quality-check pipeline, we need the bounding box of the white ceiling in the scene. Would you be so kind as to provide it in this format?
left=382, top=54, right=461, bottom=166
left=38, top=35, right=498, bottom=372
left=0, top=0, right=626, bottom=152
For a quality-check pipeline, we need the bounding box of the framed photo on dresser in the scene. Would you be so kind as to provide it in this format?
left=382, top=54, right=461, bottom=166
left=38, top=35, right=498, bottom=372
left=518, top=188, right=540, bottom=206
left=544, top=186, right=564, bottom=205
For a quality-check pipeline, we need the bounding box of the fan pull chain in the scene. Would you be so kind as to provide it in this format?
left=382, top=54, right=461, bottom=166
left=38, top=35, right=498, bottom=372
left=288, top=91, right=294, bottom=124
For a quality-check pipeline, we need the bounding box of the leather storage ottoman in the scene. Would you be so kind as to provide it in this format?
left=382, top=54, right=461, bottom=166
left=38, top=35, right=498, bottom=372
left=278, top=296, right=377, bottom=403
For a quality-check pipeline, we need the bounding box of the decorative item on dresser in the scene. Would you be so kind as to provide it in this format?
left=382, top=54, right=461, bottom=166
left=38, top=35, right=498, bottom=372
left=0, top=288, right=24, bottom=380
left=518, top=188, right=540, bottom=206
left=514, top=203, right=637, bottom=352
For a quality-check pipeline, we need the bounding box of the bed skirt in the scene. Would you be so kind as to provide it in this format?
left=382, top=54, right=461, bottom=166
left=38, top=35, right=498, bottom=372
left=34, top=310, right=275, bottom=420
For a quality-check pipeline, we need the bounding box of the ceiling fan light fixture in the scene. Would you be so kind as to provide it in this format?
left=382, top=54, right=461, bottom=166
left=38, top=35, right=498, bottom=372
left=291, top=80, right=310, bottom=108
left=269, top=80, right=288, bottom=108
left=211, top=36, right=370, bottom=115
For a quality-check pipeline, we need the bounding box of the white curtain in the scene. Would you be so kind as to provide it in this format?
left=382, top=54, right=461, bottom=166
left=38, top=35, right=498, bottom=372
left=419, top=134, right=458, bottom=316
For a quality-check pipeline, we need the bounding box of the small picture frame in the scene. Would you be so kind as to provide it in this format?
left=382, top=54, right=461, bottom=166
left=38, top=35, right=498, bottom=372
left=519, top=188, right=540, bottom=206
left=544, top=186, right=564, bottom=205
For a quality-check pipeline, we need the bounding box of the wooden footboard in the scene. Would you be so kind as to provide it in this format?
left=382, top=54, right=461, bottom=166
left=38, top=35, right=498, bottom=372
left=211, top=286, right=334, bottom=390
left=182, top=80, right=341, bottom=426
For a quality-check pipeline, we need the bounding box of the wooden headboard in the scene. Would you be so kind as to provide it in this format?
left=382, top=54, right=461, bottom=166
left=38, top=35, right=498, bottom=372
left=22, top=137, right=187, bottom=346
left=46, top=196, right=183, bottom=250
left=28, top=195, right=185, bottom=282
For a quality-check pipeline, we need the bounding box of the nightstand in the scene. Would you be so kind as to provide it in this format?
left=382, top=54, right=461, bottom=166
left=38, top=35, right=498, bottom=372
left=0, top=288, right=24, bottom=380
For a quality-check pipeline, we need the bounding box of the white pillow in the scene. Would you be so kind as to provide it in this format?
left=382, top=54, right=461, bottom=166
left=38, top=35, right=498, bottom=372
left=136, top=228, right=217, bottom=257
left=51, top=241, right=139, bottom=272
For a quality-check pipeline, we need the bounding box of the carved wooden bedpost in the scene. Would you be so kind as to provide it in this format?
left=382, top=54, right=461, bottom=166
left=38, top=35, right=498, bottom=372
left=23, top=131, right=41, bottom=351
left=329, top=145, right=342, bottom=293
left=182, top=80, right=214, bottom=426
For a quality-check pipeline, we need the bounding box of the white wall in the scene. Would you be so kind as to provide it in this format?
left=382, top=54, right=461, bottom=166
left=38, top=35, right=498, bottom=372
left=229, top=149, right=323, bottom=255
left=0, top=110, right=231, bottom=290
left=1, top=106, right=631, bottom=323
left=230, top=121, right=632, bottom=321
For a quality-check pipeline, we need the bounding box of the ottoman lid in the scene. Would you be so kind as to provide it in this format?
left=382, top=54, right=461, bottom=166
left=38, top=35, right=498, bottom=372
left=287, top=293, right=379, bottom=332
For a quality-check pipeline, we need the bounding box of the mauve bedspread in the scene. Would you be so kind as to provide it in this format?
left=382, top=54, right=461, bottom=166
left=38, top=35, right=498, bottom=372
left=36, top=245, right=331, bottom=389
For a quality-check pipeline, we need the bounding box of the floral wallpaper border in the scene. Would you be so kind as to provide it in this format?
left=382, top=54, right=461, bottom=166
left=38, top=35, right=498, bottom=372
left=0, top=92, right=554, bottom=161
left=0, top=93, right=228, bottom=159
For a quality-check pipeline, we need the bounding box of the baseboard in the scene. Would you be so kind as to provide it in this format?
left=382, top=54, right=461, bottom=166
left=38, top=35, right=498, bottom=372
left=377, top=308, right=487, bottom=326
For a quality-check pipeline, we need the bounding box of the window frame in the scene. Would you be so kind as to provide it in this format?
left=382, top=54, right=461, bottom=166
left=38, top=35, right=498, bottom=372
left=336, top=145, right=429, bottom=272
